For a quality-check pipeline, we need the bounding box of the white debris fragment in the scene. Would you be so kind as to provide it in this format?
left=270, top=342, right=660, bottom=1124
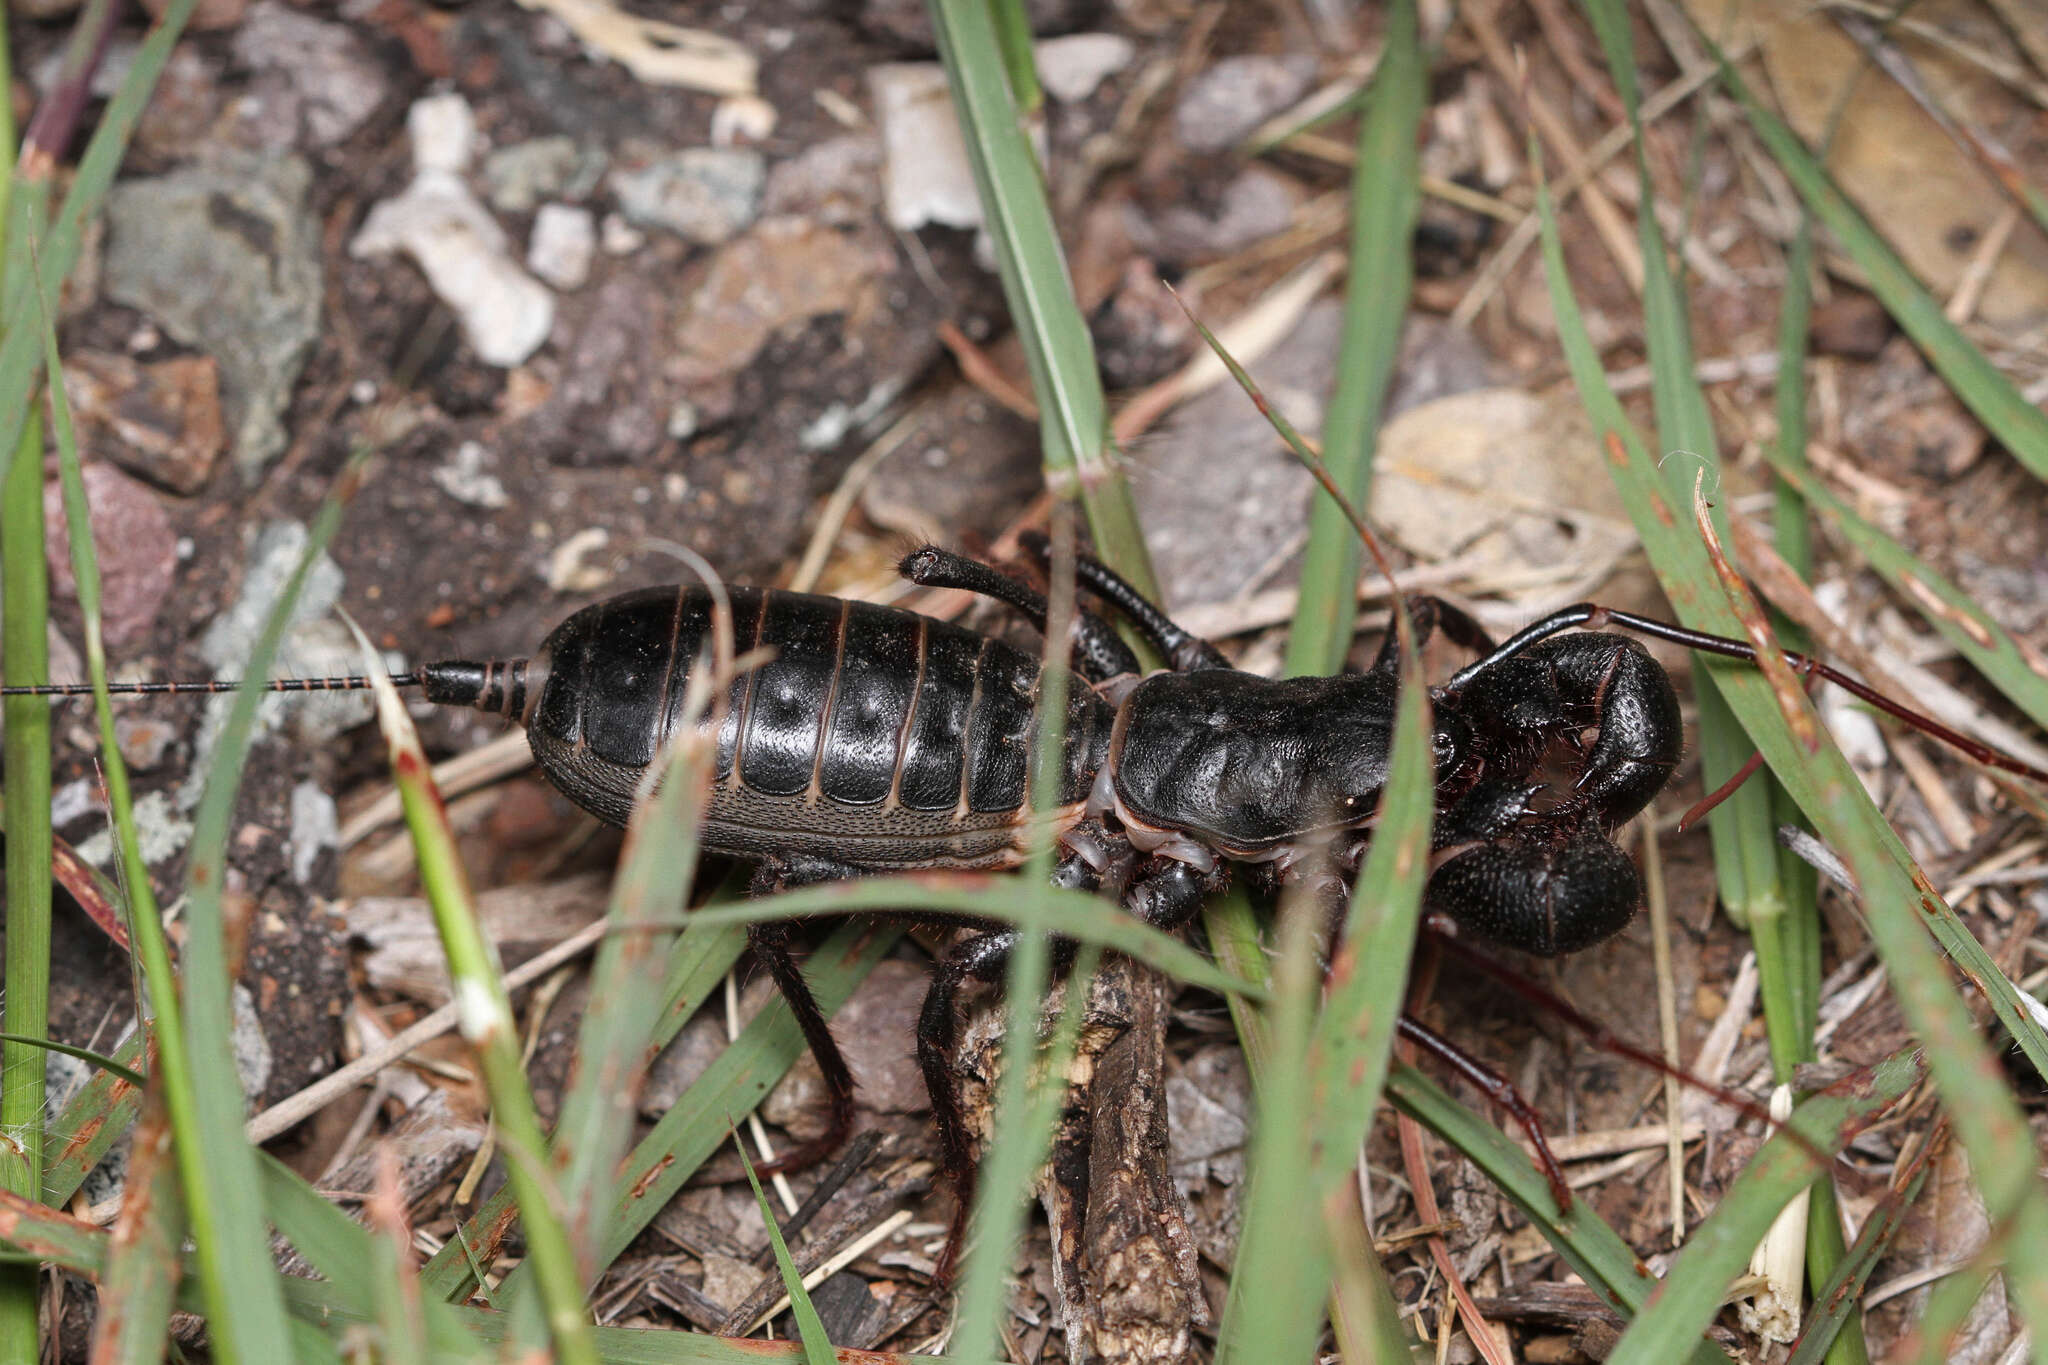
left=350, top=93, right=554, bottom=368
left=526, top=203, right=596, bottom=290
left=407, top=90, right=479, bottom=175
left=432, top=440, right=512, bottom=509
left=869, top=64, right=982, bottom=232
left=1035, top=34, right=1134, bottom=103
left=546, top=527, right=615, bottom=594
left=289, top=780, right=339, bottom=884
left=600, top=212, right=646, bottom=255
left=712, top=93, right=778, bottom=146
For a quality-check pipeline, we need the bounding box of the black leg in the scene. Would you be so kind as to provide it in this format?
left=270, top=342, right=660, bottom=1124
left=1017, top=530, right=1229, bottom=672
left=899, top=546, right=1141, bottom=683
left=746, top=854, right=869, bottom=1177
left=1397, top=1014, right=1573, bottom=1212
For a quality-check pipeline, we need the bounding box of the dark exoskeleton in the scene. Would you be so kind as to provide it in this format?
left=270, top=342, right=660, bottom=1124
left=415, top=539, right=1684, bottom=1258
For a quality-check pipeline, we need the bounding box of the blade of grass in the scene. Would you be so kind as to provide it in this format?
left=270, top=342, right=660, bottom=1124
left=657, top=880, right=1263, bottom=999
left=477, top=922, right=898, bottom=1307
left=1537, top=177, right=2048, bottom=1342
left=926, top=0, right=1156, bottom=592
left=89, top=1091, right=182, bottom=1365
left=44, top=1026, right=148, bottom=1207
left=737, top=1139, right=836, bottom=1365
left=1763, top=454, right=2048, bottom=730
left=1604, top=1054, right=1919, bottom=1363
left=1283, top=0, right=1423, bottom=677
left=552, top=727, right=714, bottom=1285
left=355, top=639, right=595, bottom=1365
left=0, top=318, right=50, bottom=1365
left=417, top=909, right=750, bottom=1303
left=1708, top=40, right=2048, bottom=483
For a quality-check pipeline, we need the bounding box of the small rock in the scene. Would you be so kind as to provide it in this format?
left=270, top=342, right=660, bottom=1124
left=1035, top=33, right=1134, bottom=103
left=288, top=780, right=337, bottom=884
left=230, top=2, right=385, bottom=149
left=483, top=136, right=607, bottom=214
left=1173, top=53, right=1317, bottom=153
left=230, top=984, right=273, bottom=1097
left=869, top=64, right=980, bottom=232
left=600, top=214, right=646, bottom=255
left=527, top=203, right=596, bottom=290
left=43, top=464, right=178, bottom=650
left=52, top=779, right=97, bottom=828
left=62, top=350, right=225, bottom=494
left=697, top=1251, right=759, bottom=1311
left=673, top=218, right=895, bottom=387
left=523, top=273, right=671, bottom=464
left=762, top=134, right=882, bottom=227
left=104, top=152, right=322, bottom=478
left=432, top=440, right=511, bottom=509
left=74, top=790, right=193, bottom=868
left=1137, top=164, right=1301, bottom=260
left=711, top=93, right=778, bottom=145
left=610, top=146, right=765, bottom=246
left=114, top=714, right=178, bottom=772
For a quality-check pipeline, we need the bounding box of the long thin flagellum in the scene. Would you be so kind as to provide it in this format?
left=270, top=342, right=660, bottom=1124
left=0, top=674, right=421, bottom=697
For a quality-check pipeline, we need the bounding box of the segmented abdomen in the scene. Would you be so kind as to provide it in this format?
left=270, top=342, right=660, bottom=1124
left=526, top=585, right=1111, bottom=867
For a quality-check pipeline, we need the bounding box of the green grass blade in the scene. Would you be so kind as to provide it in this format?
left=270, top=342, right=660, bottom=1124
left=1710, top=46, right=2048, bottom=483
left=665, top=879, right=1263, bottom=999
left=477, top=923, right=896, bottom=1308
left=358, top=650, right=595, bottom=1365
left=926, top=0, right=1156, bottom=592
left=89, top=1095, right=182, bottom=1365
left=737, top=1142, right=836, bottom=1365
left=1604, top=1055, right=1918, bottom=1363
left=1283, top=0, right=1423, bottom=676
left=553, top=727, right=712, bottom=1284
left=1785, top=1137, right=1930, bottom=1365
left=0, top=320, right=50, bottom=1365
left=1764, top=454, right=2048, bottom=730
left=43, top=1029, right=149, bottom=1205
left=1537, top=179, right=2048, bottom=1341
left=420, top=912, right=750, bottom=1302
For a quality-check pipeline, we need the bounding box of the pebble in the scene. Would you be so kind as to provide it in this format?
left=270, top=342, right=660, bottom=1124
left=483, top=136, right=607, bottom=214
left=351, top=95, right=554, bottom=369
left=61, top=350, right=225, bottom=495
left=869, top=64, right=981, bottom=232
left=230, top=2, right=386, bottom=148
left=103, top=152, right=322, bottom=477
left=1173, top=53, right=1318, bottom=153
left=114, top=714, right=178, bottom=772
left=600, top=213, right=646, bottom=255
left=1035, top=33, right=1134, bottom=103
left=762, top=133, right=881, bottom=227
left=42, top=463, right=178, bottom=651
left=672, top=218, right=895, bottom=386
left=431, top=440, right=511, bottom=509
left=609, top=146, right=765, bottom=246
left=289, top=780, right=338, bottom=884
left=526, top=203, right=596, bottom=290
left=74, top=790, right=193, bottom=868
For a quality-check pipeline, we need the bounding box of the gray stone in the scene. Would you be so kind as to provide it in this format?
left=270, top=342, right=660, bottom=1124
left=484, top=136, right=607, bottom=214
left=289, top=780, right=338, bottom=884
left=230, top=2, right=385, bottom=148
left=527, top=203, right=596, bottom=290
left=610, top=147, right=765, bottom=246
left=1173, top=53, right=1317, bottom=153
left=74, top=789, right=193, bottom=868
left=104, top=153, right=322, bottom=478
left=1035, top=33, right=1133, bottom=103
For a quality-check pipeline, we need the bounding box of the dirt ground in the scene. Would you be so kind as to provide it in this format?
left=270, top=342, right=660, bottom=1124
left=15, top=0, right=2048, bottom=1361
